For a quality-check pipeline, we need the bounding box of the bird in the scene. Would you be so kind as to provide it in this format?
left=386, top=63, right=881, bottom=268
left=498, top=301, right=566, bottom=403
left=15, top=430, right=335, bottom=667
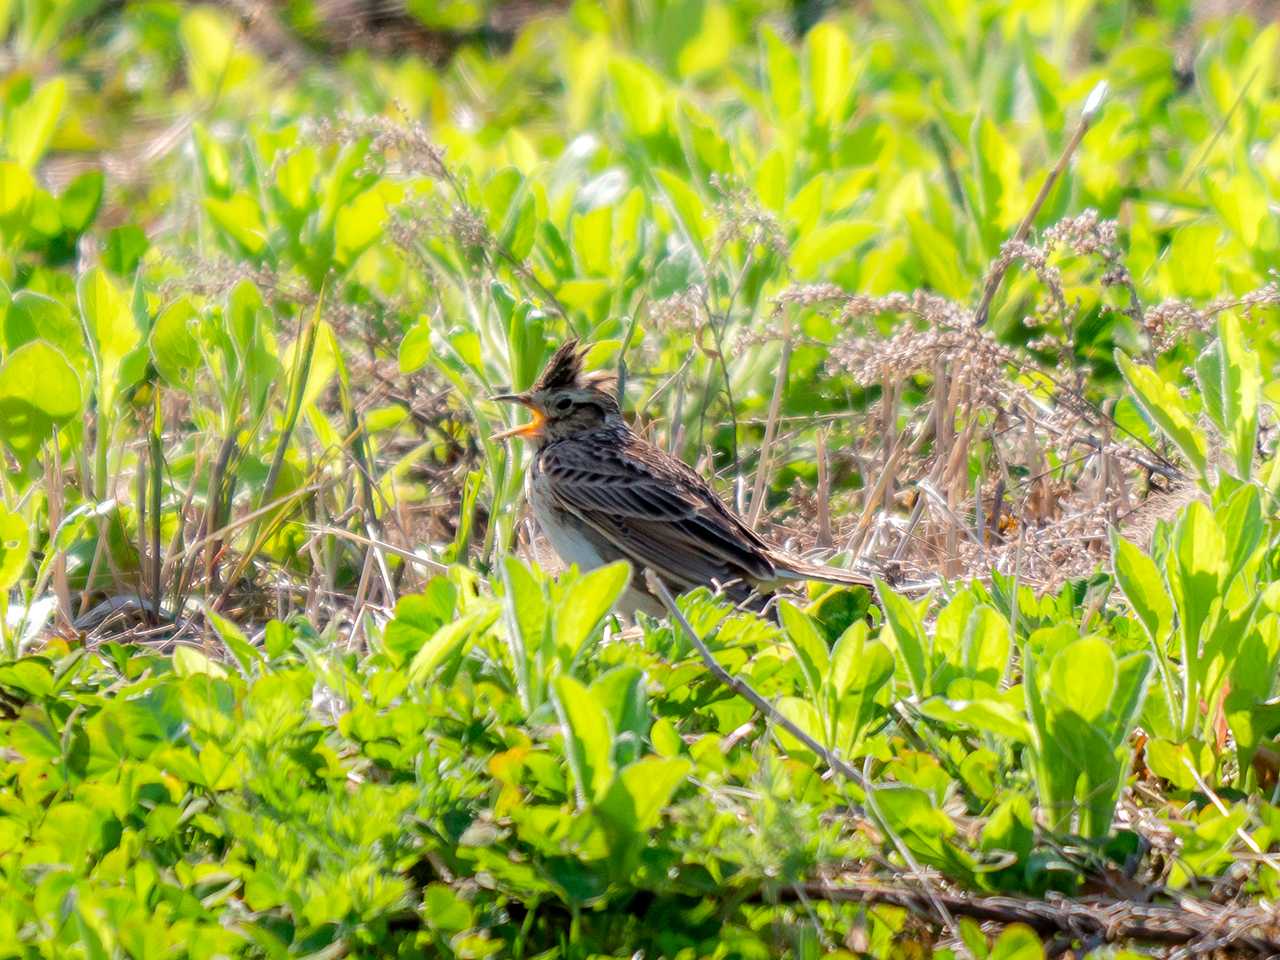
left=490, top=339, right=873, bottom=616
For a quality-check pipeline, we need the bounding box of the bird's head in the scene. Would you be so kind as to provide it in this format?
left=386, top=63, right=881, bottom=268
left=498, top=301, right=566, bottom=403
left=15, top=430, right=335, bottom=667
left=490, top=339, right=620, bottom=444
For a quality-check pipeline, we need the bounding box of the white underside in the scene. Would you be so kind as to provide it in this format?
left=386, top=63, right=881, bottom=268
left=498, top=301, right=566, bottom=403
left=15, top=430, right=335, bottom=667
left=528, top=473, right=663, bottom=618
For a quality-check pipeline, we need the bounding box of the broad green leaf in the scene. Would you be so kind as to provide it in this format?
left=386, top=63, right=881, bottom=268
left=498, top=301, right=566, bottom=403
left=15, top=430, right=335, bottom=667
left=398, top=320, right=432, bottom=373
left=778, top=599, right=828, bottom=702
left=1195, top=339, right=1226, bottom=436
left=775, top=696, right=825, bottom=754
left=598, top=756, right=690, bottom=834
left=1115, top=351, right=1208, bottom=480
left=3, top=291, right=86, bottom=374
left=876, top=579, right=930, bottom=697
left=919, top=694, right=1031, bottom=742
left=335, top=181, right=402, bottom=265
left=192, top=122, right=231, bottom=193
left=1171, top=500, right=1225, bottom=647
left=204, top=192, right=268, bottom=256
left=1218, top=313, right=1262, bottom=479
left=1110, top=531, right=1173, bottom=645
left=180, top=7, right=251, bottom=98
left=104, top=224, right=149, bottom=275
left=591, top=665, right=648, bottom=755
left=408, top=602, right=499, bottom=684
left=1217, top=482, right=1262, bottom=583
left=0, top=339, right=83, bottom=466
left=1203, top=169, right=1266, bottom=249
left=501, top=556, right=548, bottom=709
left=762, top=25, right=800, bottom=120
left=962, top=605, right=1010, bottom=685
left=58, top=170, right=104, bottom=233
left=0, top=161, right=36, bottom=228
left=554, top=561, right=630, bottom=665
left=172, top=645, right=228, bottom=678
left=551, top=675, right=615, bottom=806
left=205, top=607, right=264, bottom=673
left=989, top=924, right=1044, bottom=960
left=7, top=77, right=66, bottom=169
left=805, top=22, right=856, bottom=124
left=0, top=505, right=29, bottom=592
left=1046, top=636, right=1115, bottom=723
left=608, top=56, right=664, bottom=136
left=789, top=220, right=877, bottom=279
left=829, top=620, right=870, bottom=698
left=1108, top=651, right=1153, bottom=748
left=78, top=267, right=142, bottom=412
left=654, top=169, right=709, bottom=253
left=572, top=204, right=613, bottom=277
left=149, top=298, right=201, bottom=387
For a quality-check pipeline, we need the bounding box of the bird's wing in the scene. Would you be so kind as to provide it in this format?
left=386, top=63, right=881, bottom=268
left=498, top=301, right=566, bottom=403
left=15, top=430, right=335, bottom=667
left=536, top=434, right=777, bottom=591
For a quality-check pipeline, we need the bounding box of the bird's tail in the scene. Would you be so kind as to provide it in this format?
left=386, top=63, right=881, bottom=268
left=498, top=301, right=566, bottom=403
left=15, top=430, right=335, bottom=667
left=772, top=552, right=877, bottom=588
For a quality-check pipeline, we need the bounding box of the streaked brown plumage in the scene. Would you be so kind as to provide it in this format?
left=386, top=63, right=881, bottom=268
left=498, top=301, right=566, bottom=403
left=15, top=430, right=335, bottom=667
left=492, top=339, right=872, bottom=614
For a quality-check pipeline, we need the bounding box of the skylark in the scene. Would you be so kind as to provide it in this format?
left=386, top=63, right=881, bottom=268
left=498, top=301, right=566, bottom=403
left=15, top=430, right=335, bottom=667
left=491, top=339, right=872, bottom=615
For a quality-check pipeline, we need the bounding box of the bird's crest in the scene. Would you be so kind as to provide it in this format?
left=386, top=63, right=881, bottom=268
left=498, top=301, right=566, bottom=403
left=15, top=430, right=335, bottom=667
left=533, top=339, right=617, bottom=397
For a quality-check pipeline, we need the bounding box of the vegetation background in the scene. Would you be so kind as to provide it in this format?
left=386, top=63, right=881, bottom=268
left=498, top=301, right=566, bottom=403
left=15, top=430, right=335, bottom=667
left=2, top=0, right=1280, bottom=956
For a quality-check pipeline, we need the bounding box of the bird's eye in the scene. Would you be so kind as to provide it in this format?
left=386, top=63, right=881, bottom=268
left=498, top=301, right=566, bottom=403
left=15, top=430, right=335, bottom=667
left=552, top=395, right=574, bottom=414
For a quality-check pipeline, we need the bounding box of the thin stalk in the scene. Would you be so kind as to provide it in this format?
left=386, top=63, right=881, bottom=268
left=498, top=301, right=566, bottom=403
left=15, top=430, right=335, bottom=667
left=974, top=81, right=1108, bottom=328
left=148, top=392, right=163, bottom=619
left=746, top=325, right=791, bottom=530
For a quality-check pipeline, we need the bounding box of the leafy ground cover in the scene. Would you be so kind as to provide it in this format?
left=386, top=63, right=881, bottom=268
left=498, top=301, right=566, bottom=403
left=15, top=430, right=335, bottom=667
left=3, top=0, right=1280, bottom=956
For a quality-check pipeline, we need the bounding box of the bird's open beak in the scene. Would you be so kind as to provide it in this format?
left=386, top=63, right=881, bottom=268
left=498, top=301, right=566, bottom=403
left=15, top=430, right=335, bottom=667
left=489, top=393, right=546, bottom=441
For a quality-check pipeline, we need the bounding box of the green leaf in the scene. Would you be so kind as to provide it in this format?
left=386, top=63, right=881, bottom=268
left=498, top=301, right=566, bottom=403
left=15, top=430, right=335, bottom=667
left=78, top=266, right=142, bottom=412
left=572, top=204, right=613, bottom=277
left=551, top=675, right=615, bottom=806
left=554, top=561, right=630, bottom=666
left=805, top=22, right=856, bottom=124
left=654, top=169, right=709, bottom=254
left=501, top=556, right=549, bottom=709
left=3, top=291, right=86, bottom=374
left=104, top=224, right=149, bottom=275
left=608, top=56, right=665, bottom=136
left=789, top=220, right=877, bottom=279
left=58, top=170, right=104, bottom=234
left=7, top=77, right=67, bottom=170
left=0, top=339, right=83, bottom=467
left=1046, top=636, right=1115, bottom=723
left=1110, top=531, right=1173, bottom=645
left=1217, top=482, right=1262, bottom=583
left=0, top=161, right=36, bottom=229
left=1171, top=500, right=1226, bottom=647
left=598, top=756, right=690, bottom=834
left=828, top=620, right=869, bottom=698
left=204, top=192, right=267, bottom=256
left=989, top=924, right=1044, bottom=960
left=398, top=320, right=432, bottom=374
left=775, top=696, right=825, bottom=755
left=876, top=579, right=931, bottom=697
left=1195, top=339, right=1226, bottom=436
left=0, top=504, right=29, bottom=592
left=919, top=691, right=1032, bottom=742
left=205, top=607, right=264, bottom=673
left=779, top=599, right=829, bottom=699
left=172, top=645, right=228, bottom=678
left=1115, top=351, right=1208, bottom=480
left=962, top=605, right=1010, bottom=685
left=762, top=25, right=800, bottom=120
left=407, top=602, right=498, bottom=684
left=1218, top=313, right=1262, bottom=479
left=149, top=298, right=201, bottom=387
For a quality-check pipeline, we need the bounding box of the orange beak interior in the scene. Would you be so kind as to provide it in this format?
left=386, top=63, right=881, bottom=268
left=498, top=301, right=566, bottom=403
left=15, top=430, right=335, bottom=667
left=490, top=395, right=546, bottom=441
